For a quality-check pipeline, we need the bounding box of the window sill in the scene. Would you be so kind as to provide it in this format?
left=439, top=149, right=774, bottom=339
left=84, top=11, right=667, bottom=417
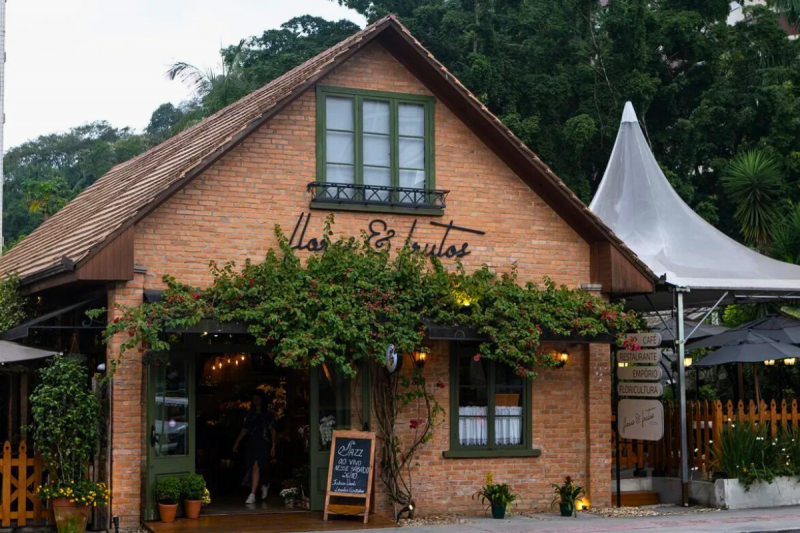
left=442, top=448, right=542, bottom=459
left=309, top=200, right=444, bottom=217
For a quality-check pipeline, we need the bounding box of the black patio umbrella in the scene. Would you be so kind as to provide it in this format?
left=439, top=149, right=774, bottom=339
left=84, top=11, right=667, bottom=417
left=693, top=332, right=800, bottom=405
left=687, top=314, right=800, bottom=350
left=652, top=317, right=728, bottom=344
left=693, top=332, right=800, bottom=367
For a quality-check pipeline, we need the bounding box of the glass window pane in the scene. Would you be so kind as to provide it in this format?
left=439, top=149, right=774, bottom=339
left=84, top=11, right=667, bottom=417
left=399, top=103, right=425, bottom=136
left=363, top=100, right=390, bottom=134
left=154, top=363, right=189, bottom=457
left=327, top=131, right=354, bottom=165
left=326, top=96, right=354, bottom=131
left=494, top=364, right=523, bottom=446
left=399, top=138, right=425, bottom=169
left=326, top=164, right=354, bottom=184
left=495, top=406, right=523, bottom=445
left=363, top=134, right=390, bottom=167
left=363, top=167, right=391, bottom=201
left=400, top=169, right=425, bottom=190
left=458, top=355, right=488, bottom=446
left=495, top=363, right=524, bottom=390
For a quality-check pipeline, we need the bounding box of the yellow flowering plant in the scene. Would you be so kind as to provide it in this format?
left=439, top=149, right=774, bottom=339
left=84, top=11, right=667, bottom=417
left=36, top=480, right=110, bottom=507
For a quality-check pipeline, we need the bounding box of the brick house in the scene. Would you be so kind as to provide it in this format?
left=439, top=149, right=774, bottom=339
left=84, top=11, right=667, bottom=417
left=0, top=15, right=653, bottom=530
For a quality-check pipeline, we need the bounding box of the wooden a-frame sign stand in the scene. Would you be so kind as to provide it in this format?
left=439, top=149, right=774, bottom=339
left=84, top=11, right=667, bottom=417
left=323, top=430, right=377, bottom=524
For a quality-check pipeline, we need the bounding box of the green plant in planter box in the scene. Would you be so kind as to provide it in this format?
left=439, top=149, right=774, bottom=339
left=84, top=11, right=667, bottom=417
left=180, top=473, right=206, bottom=501
left=473, top=473, right=518, bottom=518
left=551, top=476, right=585, bottom=517
left=713, top=421, right=778, bottom=489
left=156, top=477, right=182, bottom=505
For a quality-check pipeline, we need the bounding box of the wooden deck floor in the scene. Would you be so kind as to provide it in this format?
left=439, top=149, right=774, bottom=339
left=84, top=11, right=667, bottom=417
left=143, top=511, right=397, bottom=533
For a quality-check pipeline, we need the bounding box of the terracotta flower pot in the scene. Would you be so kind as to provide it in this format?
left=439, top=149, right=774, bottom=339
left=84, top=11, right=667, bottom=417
left=158, top=503, right=179, bottom=523
left=184, top=499, right=202, bottom=519
left=51, top=498, right=90, bottom=533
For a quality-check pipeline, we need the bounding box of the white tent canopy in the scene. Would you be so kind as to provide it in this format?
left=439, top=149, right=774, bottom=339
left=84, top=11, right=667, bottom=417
left=589, top=102, right=800, bottom=294
left=0, top=341, right=55, bottom=364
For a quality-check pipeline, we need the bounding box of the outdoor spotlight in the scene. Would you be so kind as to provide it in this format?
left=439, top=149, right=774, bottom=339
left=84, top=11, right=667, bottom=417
left=396, top=503, right=414, bottom=523
left=113, top=516, right=120, bottom=533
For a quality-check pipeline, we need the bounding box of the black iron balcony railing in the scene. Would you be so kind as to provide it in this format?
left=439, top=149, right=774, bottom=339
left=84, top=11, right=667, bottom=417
left=307, top=182, right=449, bottom=210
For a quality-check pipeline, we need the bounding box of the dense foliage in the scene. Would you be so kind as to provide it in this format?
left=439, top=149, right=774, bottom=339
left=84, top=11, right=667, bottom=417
left=155, top=477, right=182, bottom=505
left=98, top=217, right=639, bottom=379
left=0, top=274, right=28, bottom=332
left=713, top=422, right=800, bottom=488
left=7, top=4, right=800, bottom=262
left=29, top=355, right=101, bottom=487
left=180, top=473, right=207, bottom=501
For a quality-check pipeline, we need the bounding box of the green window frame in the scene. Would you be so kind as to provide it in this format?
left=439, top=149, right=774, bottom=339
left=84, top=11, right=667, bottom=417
left=315, top=85, right=436, bottom=203
left=444, top=342, right=540, bottom=459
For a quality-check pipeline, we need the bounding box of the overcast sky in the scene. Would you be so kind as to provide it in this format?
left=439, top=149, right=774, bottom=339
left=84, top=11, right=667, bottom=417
left=5, top=0, right=366, bottom=149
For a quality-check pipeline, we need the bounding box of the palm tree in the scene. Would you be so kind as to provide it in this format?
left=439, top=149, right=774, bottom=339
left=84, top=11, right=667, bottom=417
left=722, top=150, right=785, bottom=250
left=770, top=203, right=800, bottom=264
left=167, top=40, right=253, bottom=126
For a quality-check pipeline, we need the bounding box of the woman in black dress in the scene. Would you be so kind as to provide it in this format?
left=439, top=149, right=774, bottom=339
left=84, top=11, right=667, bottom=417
left=233, top=391, right=276, bottom=504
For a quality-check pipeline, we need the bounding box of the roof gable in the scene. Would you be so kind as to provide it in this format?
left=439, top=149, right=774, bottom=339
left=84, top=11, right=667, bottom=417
left=0, top=15, right=653, bottom=291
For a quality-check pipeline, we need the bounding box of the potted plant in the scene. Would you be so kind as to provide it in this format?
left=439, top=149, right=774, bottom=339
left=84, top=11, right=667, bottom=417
left=551, top=476, right=585, bottom=517
left=280, top=479, right=300, bottom=508
left=29, top=354, right=108, bottom=533
left=156, top=477, right=182, bottom=523
left=180, top=473, right=207, bottom=519
left=473, top=473, right=518, bottom=519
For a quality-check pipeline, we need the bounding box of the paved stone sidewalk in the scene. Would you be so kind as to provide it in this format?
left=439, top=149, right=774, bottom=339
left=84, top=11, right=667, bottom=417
left=313, top=507, right=800, bottom=533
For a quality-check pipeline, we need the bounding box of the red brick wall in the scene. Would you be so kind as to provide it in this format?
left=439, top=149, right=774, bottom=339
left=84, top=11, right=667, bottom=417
left=106, top=41, right=610, bottom=523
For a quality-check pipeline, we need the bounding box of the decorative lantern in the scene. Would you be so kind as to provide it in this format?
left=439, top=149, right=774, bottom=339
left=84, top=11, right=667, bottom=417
left=412, top=348, right=429, bottom=368
left=785, top=358, right=796, bottom=366
left=684, top=357, right=693, bottom=367
left=765, top=359, right=776, bottom=366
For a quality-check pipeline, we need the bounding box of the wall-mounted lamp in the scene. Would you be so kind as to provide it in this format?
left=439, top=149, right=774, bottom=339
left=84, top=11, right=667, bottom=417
left=684, top=357, right=693, bottom=368
left=765, top=359, right=776, bottom=366
left=555, top=350, right=569, bottom=369
left=786, top=358, right=796, bottom=366
left=412, top=349, right=429, bottom=368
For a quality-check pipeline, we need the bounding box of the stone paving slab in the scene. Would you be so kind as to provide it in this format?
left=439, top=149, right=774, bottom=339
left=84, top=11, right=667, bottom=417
left=307, top=507, right=800, bottom=533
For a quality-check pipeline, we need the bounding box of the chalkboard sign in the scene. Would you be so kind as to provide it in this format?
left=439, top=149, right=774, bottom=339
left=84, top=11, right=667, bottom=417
left=323, top=430, right=377, bottom=523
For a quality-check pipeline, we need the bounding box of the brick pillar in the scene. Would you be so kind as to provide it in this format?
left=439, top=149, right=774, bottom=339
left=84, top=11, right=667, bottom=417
left=586, top=343, right=612, bottom=508
left=107, top=274, right=145, bottom=530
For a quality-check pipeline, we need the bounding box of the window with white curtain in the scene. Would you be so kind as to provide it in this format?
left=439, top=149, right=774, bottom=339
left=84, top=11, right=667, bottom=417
left=317, top=86, right=434, bottom=201
left=451, top=343, right=530, bottom=452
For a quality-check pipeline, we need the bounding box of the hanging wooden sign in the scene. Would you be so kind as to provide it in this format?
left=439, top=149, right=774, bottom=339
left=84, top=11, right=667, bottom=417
left=617, top=349, right=661, bottom=364
left=617, top=366, right=662, bottom=381
left=621, top=332, right=662, bottom=348
left=617, top=382, right=663, bottom=397
left=323, top=430, right=377, bottom=523
left=618, top=399, right=664, bottom=441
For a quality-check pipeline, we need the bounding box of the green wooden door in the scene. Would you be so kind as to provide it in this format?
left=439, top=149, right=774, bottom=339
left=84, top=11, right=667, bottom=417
left=309, top=365, right=351, bottom=511
left=145, top=356, right=195, bottom=520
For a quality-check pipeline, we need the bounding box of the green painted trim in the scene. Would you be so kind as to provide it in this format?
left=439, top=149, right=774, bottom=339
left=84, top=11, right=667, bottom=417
left=442, top=448, right=542, bottom=459
left=315, top=85, right=436, bottom=196
left=447, top=342, right=533, bottom=453
left=309, top=200, right=444, bottom=217
left=361, top=362, right=372, bottom=431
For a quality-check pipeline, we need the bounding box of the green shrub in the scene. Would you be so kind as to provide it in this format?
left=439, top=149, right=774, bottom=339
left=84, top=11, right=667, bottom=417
left=156, top=477, right=182, bottom=505
left=29, top=354, right=100, bottom=485
left=778, top=427, right=800, bottom=476
left=181, top=473, right=206, bottom=501
left=713, top=422, right=778, bottom=489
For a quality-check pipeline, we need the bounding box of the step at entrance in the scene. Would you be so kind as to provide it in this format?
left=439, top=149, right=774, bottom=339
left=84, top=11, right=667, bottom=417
left=615, top=490, right=660, bottom=506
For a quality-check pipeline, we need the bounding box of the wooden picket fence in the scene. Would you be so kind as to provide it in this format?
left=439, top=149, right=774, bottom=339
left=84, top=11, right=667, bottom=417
left=0, top=440, right=51, bottom=527
left=613, top=399, right=800, bottom=479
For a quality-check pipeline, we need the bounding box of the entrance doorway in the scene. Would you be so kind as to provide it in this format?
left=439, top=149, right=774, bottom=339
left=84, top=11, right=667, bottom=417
left=144, top=347, right=358, bottom=520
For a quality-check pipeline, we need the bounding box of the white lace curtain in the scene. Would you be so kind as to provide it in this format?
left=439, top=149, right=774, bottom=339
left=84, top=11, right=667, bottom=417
left=458, top=406, right=523, bottom=446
